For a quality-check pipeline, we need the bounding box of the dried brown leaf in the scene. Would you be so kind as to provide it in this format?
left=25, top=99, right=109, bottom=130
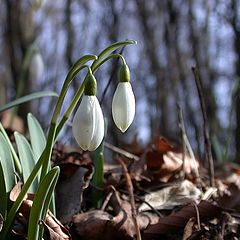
left=182, top=217, right=195, bottom=240
left=55, top=152, right=94, bottom=224
left=139, top=180, right=202, bottom=211
left=143, top=201, right=222, bottom=238
left=9, top=181, right=23, bottom=202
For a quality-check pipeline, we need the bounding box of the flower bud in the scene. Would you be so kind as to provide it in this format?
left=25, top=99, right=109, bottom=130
left=29, top=51, right=44, bottom=81
left=112, top=82, right=135, bottom=132
left=72, top=95, right=104, bottom=151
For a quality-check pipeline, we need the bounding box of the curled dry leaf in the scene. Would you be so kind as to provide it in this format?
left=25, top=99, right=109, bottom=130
left=143, top=200, right=222, bottom=238
left=9, top=181, right=23, bottom=202
left=41, top=211, right=72, bottom=240
left=12, top=194, right=72, bottom=239
left=55, top=151, right=94, bottom=224
left=72, top=201, right=159, bottom=240
left=182, top=217, right=195, bottom=240
left=146, top=137, right=199, bottom=182
left=139, top=180, right=202, bottom=211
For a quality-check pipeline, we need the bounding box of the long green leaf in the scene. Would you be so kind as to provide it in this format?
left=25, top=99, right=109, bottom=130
left=38, top=169, right=59, bottom=239
left=27, top=113, right=46, bottom=161
left=0, top=133, right=16, bottom=192
left=0, top=91, right=58, bottom=113
left=91, top=40, right=137, bottom=71
left=0, top=123, right=22, bottom=176
left=27, top=167, right=60, bottom=240
left=0, top=160, right=7, bottom=219
left=14, top=132, right=38, bottom=192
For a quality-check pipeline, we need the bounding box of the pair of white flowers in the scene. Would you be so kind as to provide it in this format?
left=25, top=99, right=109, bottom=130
left=72, top=64, right=135, bottom=151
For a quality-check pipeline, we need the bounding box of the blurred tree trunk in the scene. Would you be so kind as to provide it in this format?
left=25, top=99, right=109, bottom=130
left=4, top=0, right=35, bottom=126
left=135, top=0, right=169, bottom=137
left=231, top=0, right=240, bottom=158
left=188, top=0, right=219, bottom=134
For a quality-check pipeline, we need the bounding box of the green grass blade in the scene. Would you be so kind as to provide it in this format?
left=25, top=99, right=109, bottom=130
left=14, top=132, right=38, bottom=192
left=0, top=160, right=7, bottom=219
left=0, top=123, right=22, bottom=176
left=0, top=132, right=16, bottom=193
left=0, top=91, right=58, bottom=113
left=27, top=166, right=60, bottom=240
left=91, top=40, right=137, bottom=71
left=27, top=113, right=46, bottom=161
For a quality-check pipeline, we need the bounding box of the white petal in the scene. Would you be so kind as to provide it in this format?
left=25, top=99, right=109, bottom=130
left=112, top=82, right=135, bottom=132
left=29, top=52, right=44, bottom=81
left=72, top=95, right=95, bottom=150
left=88, top=99, right=104, bottom=151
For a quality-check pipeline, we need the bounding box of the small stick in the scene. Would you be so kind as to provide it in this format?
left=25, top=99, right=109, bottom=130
left=177, top=104, right=200, bottom=181
left=192, top=201, right=201, bottom=231
left=117, top=156, right=142, bottom=240
left=119, top=189, right=162, bottom=218
left=105, top=142, right=140, bottom=161
left=177, top=104, right=187, bottom=180
left=192, top=67, right=215, bottom=187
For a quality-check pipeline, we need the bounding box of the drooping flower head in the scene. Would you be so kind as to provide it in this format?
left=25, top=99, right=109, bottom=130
left=72, top=73, right=104, bottom=151
left=112, top=63, right=135, bottom=132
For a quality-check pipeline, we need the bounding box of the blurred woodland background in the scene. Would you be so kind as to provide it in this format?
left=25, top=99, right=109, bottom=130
left=0, top=0, right=240, bottom=160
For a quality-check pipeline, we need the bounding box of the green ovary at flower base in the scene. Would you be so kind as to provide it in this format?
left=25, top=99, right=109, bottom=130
left=72, top=72, right=104, bottom=151
left=112, top=63, right=136, bottom=132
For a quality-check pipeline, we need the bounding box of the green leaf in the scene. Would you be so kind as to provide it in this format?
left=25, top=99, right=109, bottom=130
left=91, top=40, right=137, bottom=71
left=0, top=91, right=58, bottom=113
left=0, top=132, right=16, bottom=193
left=0, top=123, right=22, bottom=176
left=14, top=132, right=38, bottom=192
left=0, top=161, right=7, bottom=219
left=27, top=167, right=60, bottom=240
left=27, top=113, right=46, bottom=161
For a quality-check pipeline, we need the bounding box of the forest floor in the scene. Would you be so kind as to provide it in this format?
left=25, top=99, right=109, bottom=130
left=11, top=134, right=240, bottom=240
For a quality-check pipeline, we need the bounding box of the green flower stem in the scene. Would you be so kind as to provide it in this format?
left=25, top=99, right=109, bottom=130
left=10, top=44, right=37, bottom=127
left=55, top=54, right=126, bottom=139
left=91, top=53, right=126, bottom=72
left=40, top=57, right=97, bottom=179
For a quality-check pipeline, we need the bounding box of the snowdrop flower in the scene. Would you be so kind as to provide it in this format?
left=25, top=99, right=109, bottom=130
left=72, top=74, right=104, bottom=151
left=29, top=51, right=44, bottom=81
left=30, top=0, right=45, bottom=10
left=112, top=64, right=135, bottom=132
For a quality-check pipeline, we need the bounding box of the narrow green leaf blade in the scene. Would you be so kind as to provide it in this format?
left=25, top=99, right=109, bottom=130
left=91, top=40, right=137, bottom=71
left=14, top=132, right=38, bottom=192
left=0, top=123, right=22, bottom=176
left=0, top=132, right=16, bottom=192
left=27, top=167, right=60, bottom=240
left=0, top=91, right=58, bottom=113
left=0, top=161, right=7, bottom=219
left=27, top=113, right=46, bottom=161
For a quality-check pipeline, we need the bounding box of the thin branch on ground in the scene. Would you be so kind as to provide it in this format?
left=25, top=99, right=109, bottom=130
left=177, top=104, right=200, bottom=181
left=117, top=156, right=142, bottom=240
left=192, top=66, right=215, bottom=187
left=105, top=142, right=140, bottom=161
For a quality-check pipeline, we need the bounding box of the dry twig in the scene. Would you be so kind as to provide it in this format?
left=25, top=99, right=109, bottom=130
left=117, top=156, right=142, bottom=240
left=192, top=67, right=215, bottom=187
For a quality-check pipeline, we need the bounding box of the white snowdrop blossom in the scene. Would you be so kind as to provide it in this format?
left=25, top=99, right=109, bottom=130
left=29, top=52, right=44, bottom=81
left=112, top=82, right=135, bottom=132
left=72, top=95, right=104, bottom=151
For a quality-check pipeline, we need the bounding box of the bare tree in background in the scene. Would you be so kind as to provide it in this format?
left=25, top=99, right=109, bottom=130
left=0, top=0, right=239, bottom=159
